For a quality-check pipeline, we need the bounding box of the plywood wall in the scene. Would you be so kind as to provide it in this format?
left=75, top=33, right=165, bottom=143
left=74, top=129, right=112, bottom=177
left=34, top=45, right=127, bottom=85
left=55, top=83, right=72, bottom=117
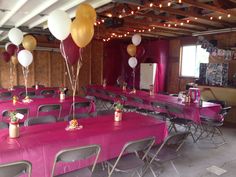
left=0, top=40, right=103, bottom=95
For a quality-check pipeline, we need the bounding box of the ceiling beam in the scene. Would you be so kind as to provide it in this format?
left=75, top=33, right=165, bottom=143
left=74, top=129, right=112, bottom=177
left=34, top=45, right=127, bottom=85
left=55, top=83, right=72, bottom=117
left=154, top=6, right=233, bottom=27
left=182, top=0, right=236, bottom=17
left=15, top=0, right=59, bottom=27
left=0, top=0, right=28, bottom=27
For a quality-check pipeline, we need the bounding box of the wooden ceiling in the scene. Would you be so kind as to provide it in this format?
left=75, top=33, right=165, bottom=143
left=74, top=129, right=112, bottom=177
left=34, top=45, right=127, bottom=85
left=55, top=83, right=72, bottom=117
left=94, top=0, right=236, bottom=40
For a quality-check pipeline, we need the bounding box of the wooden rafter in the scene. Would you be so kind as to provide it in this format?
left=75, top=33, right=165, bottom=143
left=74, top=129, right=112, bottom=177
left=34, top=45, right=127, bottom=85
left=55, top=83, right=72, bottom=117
left=181, top=0, right=236, bottom=16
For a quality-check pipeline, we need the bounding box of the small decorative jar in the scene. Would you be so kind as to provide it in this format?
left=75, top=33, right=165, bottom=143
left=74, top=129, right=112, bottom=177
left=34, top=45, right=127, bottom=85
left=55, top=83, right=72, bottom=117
left=114, top=109, right=122, bottom=122
left=9, top=122, right=19, bottom=138
left=149, top=84, right=154, bottom=96
left=103, top=79, right=107, bottom=88
left=60, top=92, right=65, bottom=101
left=12, top=96, right=18, bottom=105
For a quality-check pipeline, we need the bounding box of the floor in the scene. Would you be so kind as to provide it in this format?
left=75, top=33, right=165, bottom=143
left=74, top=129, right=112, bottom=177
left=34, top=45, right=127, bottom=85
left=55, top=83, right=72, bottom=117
left=92, top=101, right=236, bottom=177
left=92, top=124, right=236, bottom=177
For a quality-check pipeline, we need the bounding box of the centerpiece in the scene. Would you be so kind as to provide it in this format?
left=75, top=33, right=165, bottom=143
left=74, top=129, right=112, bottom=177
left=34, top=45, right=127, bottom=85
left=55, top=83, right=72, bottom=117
left=114, top=101, right=124, bottom=122
left=8, top=111, right=24, bottom=138
left=59, top=86, right=66, bottom=101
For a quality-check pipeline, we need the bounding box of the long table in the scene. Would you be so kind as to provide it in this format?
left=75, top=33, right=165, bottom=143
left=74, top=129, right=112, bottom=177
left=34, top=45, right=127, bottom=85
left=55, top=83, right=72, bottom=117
left=0, top=96, right=95, bottom=122
left=0, top=112, right=168, bottom=177
left=86, top=85, right=222, bottom=124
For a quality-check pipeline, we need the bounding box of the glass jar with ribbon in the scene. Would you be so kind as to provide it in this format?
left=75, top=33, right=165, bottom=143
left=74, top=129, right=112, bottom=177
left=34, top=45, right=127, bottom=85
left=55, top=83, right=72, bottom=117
left=8, top=111, right=24, bottom=138
left=114, top=102, right=124, bottom=122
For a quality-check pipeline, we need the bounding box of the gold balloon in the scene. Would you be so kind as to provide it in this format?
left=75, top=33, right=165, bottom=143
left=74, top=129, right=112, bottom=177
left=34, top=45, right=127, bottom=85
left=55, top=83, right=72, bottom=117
left=71, top=18, right=94, bottom=48
left=75, top=3, right=97, bottom=23
left=127, top=44, right=136, bottom=56
left=22, top=35, right=37, bottom=51
left=11, top=55, right=18, bottom=65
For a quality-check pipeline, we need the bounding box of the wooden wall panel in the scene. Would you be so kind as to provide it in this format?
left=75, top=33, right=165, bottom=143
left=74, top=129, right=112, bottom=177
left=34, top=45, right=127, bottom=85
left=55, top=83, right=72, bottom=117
left=34, top=51, right=50, bottom=86
left=50, top=52, right=65, bottom=87
left=91, top=40, right=103, bottom=85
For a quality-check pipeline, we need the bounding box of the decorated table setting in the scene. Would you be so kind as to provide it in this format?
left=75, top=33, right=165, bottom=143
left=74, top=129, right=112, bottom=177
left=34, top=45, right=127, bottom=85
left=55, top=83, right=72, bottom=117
left=0, top=112, right=168, bottom=177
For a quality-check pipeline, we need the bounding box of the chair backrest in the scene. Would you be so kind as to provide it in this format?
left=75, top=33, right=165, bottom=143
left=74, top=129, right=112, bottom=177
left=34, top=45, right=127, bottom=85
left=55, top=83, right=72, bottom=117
left=37, top=104, right=61, bottom=120
left=0, top=92, right=12, bottom=100
left=64, top=113, right=91, bottom=121
left=24, top=115, right=57, bottom=126
left=51, top=144, right=101, bottom=177
left=2, top=108, right=29, bottom=122
left=40, top=89, right=56, bottom=96
left=106, top=92, right=116, bottom=99
left=166, top=104, right=184, bottom=117
left=19, top=91, right=36, bottom=98
left=70, top=101, right=91, bottom=115
left=131, top=97, right=144, bottom=104
left=92, top=110, right=114, bottom=117
left=0, top=160, right=32, bottom=177
left=151, top=101, right=166, bottom=110
left=119, top=95, right=127, bottom=102
left=0, top=122, right=8, bottom=129
left=108, top=137, right=155, bottom=177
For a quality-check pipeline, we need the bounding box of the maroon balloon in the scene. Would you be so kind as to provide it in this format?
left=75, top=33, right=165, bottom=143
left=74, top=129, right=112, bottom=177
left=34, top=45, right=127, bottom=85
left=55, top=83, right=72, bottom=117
left=1, top=52, right=10, bottom=63
left=60, top=34, right=80, bottom=65
left=136, top=46, right=145, bottom=59
left=7, top=44, right=18, bottom=56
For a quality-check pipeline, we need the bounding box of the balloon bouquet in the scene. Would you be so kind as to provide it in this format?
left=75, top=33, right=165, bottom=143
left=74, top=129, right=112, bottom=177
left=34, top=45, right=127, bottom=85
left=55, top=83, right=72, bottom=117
left=47, top=3, right=96, bottom=129
left=127, top=34, right=142, bottom=93
left=2, top=28, right=37, bottom=101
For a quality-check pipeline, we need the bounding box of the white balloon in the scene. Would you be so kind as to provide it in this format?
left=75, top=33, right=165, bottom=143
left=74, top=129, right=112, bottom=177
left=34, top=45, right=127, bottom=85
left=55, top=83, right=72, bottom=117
left=8, top=28, right=23, bottom=45
left=128, top=57, right=138, bottom=68
left=5, top=42, right=12, bottom=51
left=18, top=50, right=33, bottom=67
left=132, top=34, right=141, bottom=46
left=48, top=10, right=71, bottom=41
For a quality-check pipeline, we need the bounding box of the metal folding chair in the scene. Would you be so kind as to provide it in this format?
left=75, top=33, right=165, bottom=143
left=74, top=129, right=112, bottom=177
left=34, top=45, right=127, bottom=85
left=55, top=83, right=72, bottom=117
left=2, top=108, right=29, bottom=123
left=143, top=132, right=190, bottom=177
left=37, top=104, right=62, bottom=120
left=151, top=101, right=169, bottom=121
left=51, top=144, right=101, bottom=177
left=69, top=101, right=91, bottom=115
left=106, top=137, right=155, bottom=177
left=24, top=115, right=57, bottom=126
left=0, top=160, right=32, bottom=177
left=0, top=91, right=12, bottom=100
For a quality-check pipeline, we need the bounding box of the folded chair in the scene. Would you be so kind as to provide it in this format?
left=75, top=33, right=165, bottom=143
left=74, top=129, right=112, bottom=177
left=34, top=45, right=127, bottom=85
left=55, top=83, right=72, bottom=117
left=0, top=160, right=32, bottom=177
left=106, top=137, right=155, bottom=177
left=24, top=115, right=57, bottom=126
left=51, top=144, right=101, bottom=177
left=143, top=132, right=190, bottom=177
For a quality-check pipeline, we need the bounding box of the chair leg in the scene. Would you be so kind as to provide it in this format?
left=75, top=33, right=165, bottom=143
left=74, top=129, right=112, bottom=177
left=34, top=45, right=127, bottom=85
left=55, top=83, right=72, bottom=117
left=171, top=161, right=180, bottom=177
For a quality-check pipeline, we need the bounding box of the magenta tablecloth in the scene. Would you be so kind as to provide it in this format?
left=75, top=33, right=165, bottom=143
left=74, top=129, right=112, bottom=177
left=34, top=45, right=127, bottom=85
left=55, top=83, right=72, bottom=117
left=0, top=112, right=168, bottom=177
left=87, top=85, right=222, bottom=123
left=0, top=96, right=95, bottom=122
left=0, top=87, right=59, bottom=98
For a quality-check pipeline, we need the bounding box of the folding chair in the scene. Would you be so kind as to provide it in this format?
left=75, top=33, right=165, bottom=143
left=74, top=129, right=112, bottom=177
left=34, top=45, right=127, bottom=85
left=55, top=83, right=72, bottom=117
left=40, top=89, right=56, bottom=97
left=51, top=144, right=101, bottom=177
left=69, top=101, right=91, bottom=115
left=37, top=104, right=62, bottom=120
left=106, top=137, right=155, bottom=177
left=19, top=91, right=36, bottom=98
left=0, top=122, right=8, bottom=129
left=24, top=115, right=57, bottom=126
left=2, top=108, right=29, bottom=123
left=151, top=101, right=169, bottom=121
left=131, top=97, right=152, bottom=115
left=0, top=160, right=32, bottom=177
left=143, top=132, right=190, bottom=177
left=199, top=106, right=231, bottom=146
left=0, top=91, right=12, bottom=100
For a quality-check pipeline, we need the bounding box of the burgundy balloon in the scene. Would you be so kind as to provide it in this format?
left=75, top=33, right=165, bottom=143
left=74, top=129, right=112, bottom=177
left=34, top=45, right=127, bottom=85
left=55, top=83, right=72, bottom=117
left=7, top=44, right=18, bottom=56
left=1, top=51, right=10, bottom=63
left=136, top=46, right=145, bottom=59
left=60, top=34, right=80, bottom=65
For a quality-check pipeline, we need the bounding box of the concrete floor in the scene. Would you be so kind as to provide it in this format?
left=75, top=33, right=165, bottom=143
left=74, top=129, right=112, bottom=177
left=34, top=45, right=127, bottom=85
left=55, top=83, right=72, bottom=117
left=92, top=126, right=236, bottom=177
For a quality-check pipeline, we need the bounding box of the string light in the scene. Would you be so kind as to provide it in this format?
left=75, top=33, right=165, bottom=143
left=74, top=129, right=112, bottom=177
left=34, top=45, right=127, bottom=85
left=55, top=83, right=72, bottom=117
left=139, top=30, right=142, bottom=32
left=142, top=29, right=145, bottom=32
left=97, top=21, right=101, bottom=25
left=210, top=17, right=213, bottom=20
left=175, top=24, right=177, bottom=27
left=101, top=19, right=105, bottom=23
left=94, top=22, right=97, bottom=26
left=178, top=0, right=182, bottom=3
left=107, top=13, right=112, bottom=17
left=131, top=11, right=134, bottom=15
left=137, top=6, right=140, bottom=10
left=124, top=34, right=127, bottom=37
left=134, top=29, right=136, bottom=32
left=159, top=4, right=162, bottom=8
left=127, top=32, right=130, bottom=34
left=152, top=27, right=155, bottom=29
left=227, top=14, right=231, bottom=18
left=163, top=24, right=166, bottom=27
left=119, top=15, right=122, bottom=18
left=194, top=17, right=198, bottom=20
left=180, top=22, right=183, bottom=26
left=218, top=16, right=222, bottom=19
left=186, top=20, right=190, bottom=23
left=149, top=3, right=153, bottom=7
left=168, top=2, right=171, bottom=6
left=148, top=28, right=151, bottom=32
left=168, top=24, right=171, bottom=27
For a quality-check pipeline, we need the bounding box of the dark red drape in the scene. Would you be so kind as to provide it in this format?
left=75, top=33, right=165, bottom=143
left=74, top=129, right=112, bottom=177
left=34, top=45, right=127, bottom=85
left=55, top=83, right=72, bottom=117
left=103, top=39, right=169, bottom=93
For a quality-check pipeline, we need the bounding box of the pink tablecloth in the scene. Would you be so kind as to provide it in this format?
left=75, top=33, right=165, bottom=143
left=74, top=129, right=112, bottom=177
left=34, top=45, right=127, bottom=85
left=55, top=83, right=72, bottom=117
left=0, top=87, right=59, bottom=99
left=0, top=96, right=95, bottom=122
left=87, top=85, right=222, bottom=124
left=0, top=112, right=168, bottom=177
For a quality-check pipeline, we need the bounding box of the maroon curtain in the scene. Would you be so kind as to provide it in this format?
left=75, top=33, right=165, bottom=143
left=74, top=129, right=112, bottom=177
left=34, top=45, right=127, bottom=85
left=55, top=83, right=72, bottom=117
left=103, top=39, right=169, bottom=92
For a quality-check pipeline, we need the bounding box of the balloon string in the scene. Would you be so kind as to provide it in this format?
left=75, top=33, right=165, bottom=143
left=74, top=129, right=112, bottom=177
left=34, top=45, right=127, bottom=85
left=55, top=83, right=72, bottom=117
left=72, top=48, right=83, bottom=119
left=22, top=66, right=29, bottom=98
left=133, top=68, right=135, bottom=90
left=62, top=42, right=73, bottom=89
left=9, top=61, right=13, bottom=89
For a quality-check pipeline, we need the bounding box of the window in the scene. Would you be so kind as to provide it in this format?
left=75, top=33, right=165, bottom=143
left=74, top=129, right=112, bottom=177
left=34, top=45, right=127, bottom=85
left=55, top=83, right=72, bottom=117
left=180, top=45, right=209, bottom=78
